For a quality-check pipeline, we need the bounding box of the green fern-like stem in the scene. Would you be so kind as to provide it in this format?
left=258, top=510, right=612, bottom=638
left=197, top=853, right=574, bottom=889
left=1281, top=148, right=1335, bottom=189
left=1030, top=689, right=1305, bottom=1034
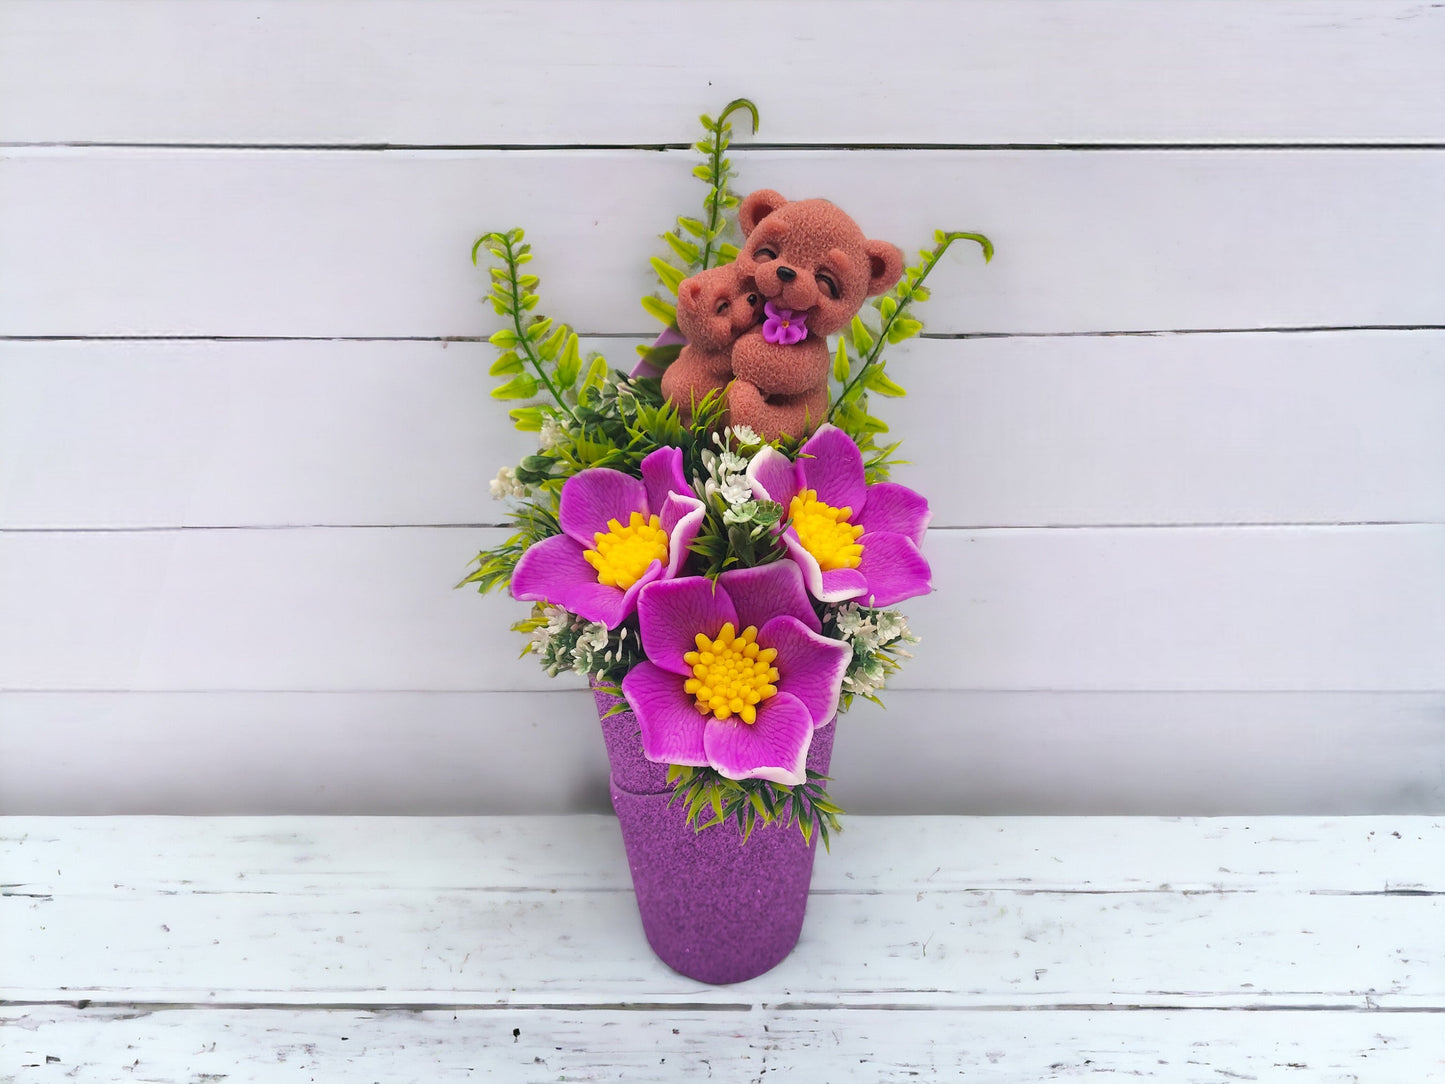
left=474, top=230, right=580, bottom=426
left=699, top=98, right=758, bottom=270
left=827, top=230, right=992, bottom=423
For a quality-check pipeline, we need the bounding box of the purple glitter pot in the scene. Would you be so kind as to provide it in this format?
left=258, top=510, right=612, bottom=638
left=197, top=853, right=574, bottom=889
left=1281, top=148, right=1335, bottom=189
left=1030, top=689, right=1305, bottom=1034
left=592, top=678, right=671, bottom=795
left=592, top=678, right=837, bottom=984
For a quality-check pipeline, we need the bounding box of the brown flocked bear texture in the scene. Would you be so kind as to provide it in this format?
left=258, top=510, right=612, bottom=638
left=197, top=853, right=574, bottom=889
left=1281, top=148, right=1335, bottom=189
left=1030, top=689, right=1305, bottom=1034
left=665, top=190, right=904, bottom=442
left=661, top=263, right=761, bottom=426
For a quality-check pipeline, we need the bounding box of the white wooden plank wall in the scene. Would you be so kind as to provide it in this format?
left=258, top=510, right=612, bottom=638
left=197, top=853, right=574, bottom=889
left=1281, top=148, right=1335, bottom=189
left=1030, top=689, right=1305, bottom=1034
left=1, top=1, right=1442, bottom=815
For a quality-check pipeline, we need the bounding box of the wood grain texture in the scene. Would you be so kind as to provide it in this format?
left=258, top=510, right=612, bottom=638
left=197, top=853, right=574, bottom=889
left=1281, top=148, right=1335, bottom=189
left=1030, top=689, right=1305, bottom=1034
left=6, top=815, right=1439, bottom=895
left=1, top=816, right=1440, bottom=1009
left=2, top=148, right=1441, bottom=337
left=5, top=1004, right=1443, bottom=1083
left=2, top=1, right=1441, bottom=145
left=5, top=817, right=1440, bottom=1078
left=3, top=691, right=1441, bottom=816
left=2, top=526, right=1441, bottom=693
left=5, top=331, right=1443, bottom=530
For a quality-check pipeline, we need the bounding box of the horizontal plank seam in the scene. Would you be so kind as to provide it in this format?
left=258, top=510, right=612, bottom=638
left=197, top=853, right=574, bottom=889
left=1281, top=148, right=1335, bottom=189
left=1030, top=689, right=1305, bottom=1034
left=2, top=998, right=1439, bottom=1014
left=5, top=888, right=1436, bottom=899
left=4, top=142, right=1445, bottom=153
left=5, top=521, right=1439, bottom=534
left=4, top=326, right=1442, bottom=343
left=3, top=687, right=1441, bottom=696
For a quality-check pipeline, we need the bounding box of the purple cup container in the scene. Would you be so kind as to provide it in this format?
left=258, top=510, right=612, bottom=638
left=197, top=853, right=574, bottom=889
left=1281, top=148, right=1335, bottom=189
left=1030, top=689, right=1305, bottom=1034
left=591, top=678, right=836, bottom=984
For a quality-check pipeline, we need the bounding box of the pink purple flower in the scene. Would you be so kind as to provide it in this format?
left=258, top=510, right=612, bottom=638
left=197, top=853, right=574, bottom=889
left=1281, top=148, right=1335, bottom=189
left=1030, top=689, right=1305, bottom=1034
left=761, top=301, right=808, bottom=345
left=621, top=561, right=850, bottom=785
left=511, top=447, right=705, bottom=628
left=745, top=424, right=932, bottom=607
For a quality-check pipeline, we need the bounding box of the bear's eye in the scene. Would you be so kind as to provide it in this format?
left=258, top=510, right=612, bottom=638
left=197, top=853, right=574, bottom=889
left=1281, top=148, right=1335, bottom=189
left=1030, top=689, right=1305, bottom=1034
left=714, top=299, right=731, bottom=315
left=816, top=272, right=840, bottom=300
left=745, top=293, right=758, bottom=306
left=754, top=247, right=776, bottom=262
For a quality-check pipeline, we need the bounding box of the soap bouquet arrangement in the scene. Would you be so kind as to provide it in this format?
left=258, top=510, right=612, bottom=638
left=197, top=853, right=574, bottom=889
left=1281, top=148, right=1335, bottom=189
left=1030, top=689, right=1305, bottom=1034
left=464, top=99, right=990, bottom=850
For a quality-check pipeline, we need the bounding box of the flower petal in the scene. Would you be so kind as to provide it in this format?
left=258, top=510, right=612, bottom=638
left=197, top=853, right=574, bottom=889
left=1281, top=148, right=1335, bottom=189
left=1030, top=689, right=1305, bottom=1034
left=759, top=615, right=851, bottom=728
left=511, top=533, right=657, bottom=628
left=744, top=445, right=800, bottom=507
left=782, top=531, right=867, bottom=603
left=636, top=575, right=739, bottom=677
left=856, top=531, right=934, bottom=607
left=796, top=424, right=866, bottom=512
left=659, top=493, right=706, bottom=580
left=607, top=559, right=666, bottom=627
left=703, top=690, right=813, bottom=785
left=623, top=661, right=708, bottom=767
left=558, top=468, right=648, bottom=548
left=717, top=560, right=820, bottom=633
left=640, top=446, right=692, bottom=514
left=855, top=481, right=931, bottom=548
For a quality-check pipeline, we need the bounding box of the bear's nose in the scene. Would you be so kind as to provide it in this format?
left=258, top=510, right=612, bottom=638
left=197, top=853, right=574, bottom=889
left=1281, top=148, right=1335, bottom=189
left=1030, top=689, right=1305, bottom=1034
left=775, top=265, right=797, bottom=282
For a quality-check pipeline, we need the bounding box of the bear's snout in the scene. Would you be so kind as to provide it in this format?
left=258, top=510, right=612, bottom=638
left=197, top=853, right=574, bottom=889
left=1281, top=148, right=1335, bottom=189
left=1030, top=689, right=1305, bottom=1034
left=754, top=261, right=819, bottom=312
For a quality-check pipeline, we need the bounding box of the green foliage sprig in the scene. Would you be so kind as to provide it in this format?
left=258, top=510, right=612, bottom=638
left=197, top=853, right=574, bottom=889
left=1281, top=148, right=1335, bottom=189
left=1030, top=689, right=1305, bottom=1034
left=639, top=98, right=759, bottom=359
left=473, top=228, right=610, bottom=434
left=828, top=230, right=994, bottom=479
left=667, top=763, right=843, bottom=850
left=457, top=497, right=560, bottom=595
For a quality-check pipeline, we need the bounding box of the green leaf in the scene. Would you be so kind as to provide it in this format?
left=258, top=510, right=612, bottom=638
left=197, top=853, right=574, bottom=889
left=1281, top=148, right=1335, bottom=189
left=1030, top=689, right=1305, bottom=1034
left=663, top=232, right=701, bottom=265
left=581, top=354, right=610, bottom=391
left=886, top=317, right=924, bottom=344
left=536, top=324, right=568, bottom=362
left=508, top=406, right=544, bottom=431
left=832, top=336, right=850, bottom=383
left=877, top=296, right=898, bottom=321
left=650, top=257, right=686, bottom=295
left=555, top=333, right=582, bottom=388
left=850, top=315, right=874, bottom=355
left=490, top=373, right=538, bottom=400
left=863, top=366, right=908, bottom=398
left=692, top=164, right=713, bottom=181
left=525, top=316, right=554, bottom=342
left=640, top=295, right=678, bottom=325
left=488, top=328, right=519, bottom=349
left=488, top=351, right=522, bottom=376
left=678, top=217, right=708, bottom=239
left=639, top=342, right=682, bottom=370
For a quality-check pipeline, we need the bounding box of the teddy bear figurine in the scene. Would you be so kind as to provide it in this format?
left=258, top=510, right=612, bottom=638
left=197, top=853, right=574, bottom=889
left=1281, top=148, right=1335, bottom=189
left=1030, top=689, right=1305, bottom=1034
left=724, top=189, right=904, bottom=441
left=661, top=263, right=762, bottom=426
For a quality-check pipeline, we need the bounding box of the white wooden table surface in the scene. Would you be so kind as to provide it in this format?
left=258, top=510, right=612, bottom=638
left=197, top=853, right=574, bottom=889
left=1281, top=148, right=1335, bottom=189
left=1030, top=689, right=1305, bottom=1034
left=2, top=816, right=1442, bottom=1082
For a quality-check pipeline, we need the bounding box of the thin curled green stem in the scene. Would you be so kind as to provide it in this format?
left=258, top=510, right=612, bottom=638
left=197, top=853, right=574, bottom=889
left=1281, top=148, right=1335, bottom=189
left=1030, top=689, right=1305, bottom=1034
left=827, top=231, right=993, bottom=422
left=699, top=98, right=758, bottom=270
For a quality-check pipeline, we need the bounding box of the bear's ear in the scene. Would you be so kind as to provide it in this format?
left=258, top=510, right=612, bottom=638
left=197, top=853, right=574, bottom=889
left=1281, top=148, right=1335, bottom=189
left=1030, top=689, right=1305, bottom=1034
left=738, top=189, right=788, bottom=237
left=864, top=240, right=905, bottom=297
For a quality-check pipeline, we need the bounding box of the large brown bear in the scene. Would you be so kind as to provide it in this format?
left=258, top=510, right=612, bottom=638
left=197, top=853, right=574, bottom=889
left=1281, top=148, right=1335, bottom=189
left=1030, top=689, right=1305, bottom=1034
left=725, top=190, right=904, bottom=441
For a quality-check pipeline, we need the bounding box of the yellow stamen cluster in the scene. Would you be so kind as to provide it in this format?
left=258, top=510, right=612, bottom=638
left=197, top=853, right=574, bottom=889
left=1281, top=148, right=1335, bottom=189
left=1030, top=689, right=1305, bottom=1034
left=789, top=488, right=864, bottom=571
left=583, top=512, right=669, bottom=589
left=683, top=622, right=779, bottom=725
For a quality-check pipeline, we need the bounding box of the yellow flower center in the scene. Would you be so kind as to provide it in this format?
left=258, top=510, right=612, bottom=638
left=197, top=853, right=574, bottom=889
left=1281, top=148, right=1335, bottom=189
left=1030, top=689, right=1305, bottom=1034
left=682, top=622, right=780, bottom=725
left=788, top=488, right=864, bottom=571
left=583, top=511, right=669, bottom=589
